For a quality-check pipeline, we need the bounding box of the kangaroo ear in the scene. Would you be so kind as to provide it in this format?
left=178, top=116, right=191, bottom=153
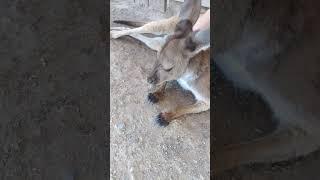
left=178, top=0, right=201, bottom=25
left=158, top=19, right=193, bottom=54
left=184, top=27, right=210, bottom=58
left=158, top=0, right=202, bottom=53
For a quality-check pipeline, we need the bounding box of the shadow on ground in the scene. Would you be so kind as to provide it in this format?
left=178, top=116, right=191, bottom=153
left=0, top=0, right=106, bottom=179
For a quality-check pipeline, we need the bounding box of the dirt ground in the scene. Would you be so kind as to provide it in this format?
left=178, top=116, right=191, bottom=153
left=110, top=0, right=210, bottom=179
left=0, top=0, right=106, bottom=179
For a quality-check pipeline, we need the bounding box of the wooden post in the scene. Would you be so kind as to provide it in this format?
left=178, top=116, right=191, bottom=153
left=134, top=0, right=150, bottom=7
left=173, top=0, right=210, bottom=8
left=134, top=0, right=168, bottom=12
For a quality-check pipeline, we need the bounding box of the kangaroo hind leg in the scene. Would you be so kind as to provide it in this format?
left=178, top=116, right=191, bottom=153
left=110, top=16, right=179, bottom=38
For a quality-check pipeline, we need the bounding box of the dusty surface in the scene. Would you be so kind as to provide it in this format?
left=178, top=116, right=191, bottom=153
left=0, top=0, right=106, bottom=179
left=110, top=0, right=210, bottom=179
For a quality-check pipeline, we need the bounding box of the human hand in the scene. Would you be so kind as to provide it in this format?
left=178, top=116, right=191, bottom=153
left=193, top=9, right=210, bottom=31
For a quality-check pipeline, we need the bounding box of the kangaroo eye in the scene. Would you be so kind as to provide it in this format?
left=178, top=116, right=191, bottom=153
left=164, top=67, right=173, bottom=72
left=161, top=62, right=173, bottom=72
left=161, top=63, right=173, bottom=72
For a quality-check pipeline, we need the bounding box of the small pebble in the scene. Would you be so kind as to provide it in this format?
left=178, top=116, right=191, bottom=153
left=115, top=122, right=126, bottom=130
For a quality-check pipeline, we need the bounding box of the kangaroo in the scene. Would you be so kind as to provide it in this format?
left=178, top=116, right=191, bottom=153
left=213, top=0, right=320, bottom=173
left=110, top=0, right=210, bottom=126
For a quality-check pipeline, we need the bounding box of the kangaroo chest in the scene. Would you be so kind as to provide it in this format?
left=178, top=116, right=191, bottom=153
left=177, top=73, right=194, bottom=91
left=177, top=72, right=204, bottom=101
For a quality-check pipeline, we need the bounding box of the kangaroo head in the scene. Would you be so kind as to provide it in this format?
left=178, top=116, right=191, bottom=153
left=147, top=21, right=210, bottom=85
left=146, top=0, right=211, bottom=85
left=146, top=0, right=209, bottom=85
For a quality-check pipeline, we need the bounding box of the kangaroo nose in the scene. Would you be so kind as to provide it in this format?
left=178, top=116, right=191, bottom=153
left=147, top=75, right=158, bottom=84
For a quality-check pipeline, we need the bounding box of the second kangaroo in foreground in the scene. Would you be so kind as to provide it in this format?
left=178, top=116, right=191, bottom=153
left=213, top=0, right=320, bottom=174
left=110, top=0, right=210, bottom=126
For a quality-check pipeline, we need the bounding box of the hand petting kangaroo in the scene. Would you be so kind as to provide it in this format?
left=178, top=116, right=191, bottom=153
left=110, top=0, right=210, bottom=127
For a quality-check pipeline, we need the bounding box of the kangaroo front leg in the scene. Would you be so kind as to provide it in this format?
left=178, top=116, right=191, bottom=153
left=213, top=127, right=320, bottom=174
left=148, top=82, right=167, bottom=103
left=156, top=101, right=209, bottom=126
left=110, top=16, right=179, bottom=38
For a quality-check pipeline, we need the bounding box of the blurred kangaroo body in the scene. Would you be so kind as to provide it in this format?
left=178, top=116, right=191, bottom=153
left=213, top=0, right=320, bottom=172
left=110, top=0, right=210, bottom=126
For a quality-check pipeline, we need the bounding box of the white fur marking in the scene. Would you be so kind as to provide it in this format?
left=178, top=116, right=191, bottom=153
left=177, top=72, right=205, bottom=101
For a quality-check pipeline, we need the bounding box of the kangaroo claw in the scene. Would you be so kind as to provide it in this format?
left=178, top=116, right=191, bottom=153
left=155, top=113, right=170, bottom=127
left=147, top=93, right=159, bottom=104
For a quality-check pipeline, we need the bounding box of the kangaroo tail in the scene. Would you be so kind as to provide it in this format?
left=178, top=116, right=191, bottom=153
left=113, top=20, right=146, bottom=27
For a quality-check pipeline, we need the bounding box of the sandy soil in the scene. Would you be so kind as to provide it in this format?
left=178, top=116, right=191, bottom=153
left=110, top=0, right=210, bottom=179
left=0, top=0, right=106, bottom=179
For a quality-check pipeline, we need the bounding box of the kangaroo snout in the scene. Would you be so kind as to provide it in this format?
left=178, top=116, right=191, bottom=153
left=147, top=74, right=158, bottom=84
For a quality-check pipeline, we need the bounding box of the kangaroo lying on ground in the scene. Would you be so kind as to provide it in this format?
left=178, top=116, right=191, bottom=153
left=110, top=0, right=210, bottom=126
left=213, top=0, right=320, bottom=173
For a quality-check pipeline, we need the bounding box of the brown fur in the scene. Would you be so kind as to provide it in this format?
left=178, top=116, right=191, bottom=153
left=147, top=24, right=210, bottom=125
left=110, top=0, right=210, bottom=126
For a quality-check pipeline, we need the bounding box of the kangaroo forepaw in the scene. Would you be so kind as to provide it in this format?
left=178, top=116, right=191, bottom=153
left=147, top=93, right=159, bottom=104
left=155, top=113, right=170, bottom=127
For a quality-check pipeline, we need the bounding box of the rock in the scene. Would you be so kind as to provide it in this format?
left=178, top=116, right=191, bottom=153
left=115, top=122, right=126, bottom=131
